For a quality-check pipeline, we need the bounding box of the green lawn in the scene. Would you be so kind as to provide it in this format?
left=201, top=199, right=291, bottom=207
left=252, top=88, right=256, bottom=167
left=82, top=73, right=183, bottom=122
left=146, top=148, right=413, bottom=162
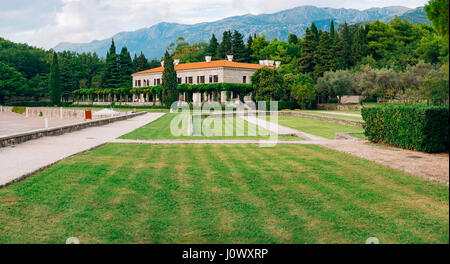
left=276, top=116, right=364, bottom=139
left=121, top=114, right=299, bottom=140
left=303, top=111, right=363, bottom=121
left=0, top=143, right=447, bottom=244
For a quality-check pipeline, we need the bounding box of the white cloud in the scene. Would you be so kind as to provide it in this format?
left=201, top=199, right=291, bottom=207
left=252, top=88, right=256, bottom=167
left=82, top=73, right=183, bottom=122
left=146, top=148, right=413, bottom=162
left=0, top=0, right=429, bottom=49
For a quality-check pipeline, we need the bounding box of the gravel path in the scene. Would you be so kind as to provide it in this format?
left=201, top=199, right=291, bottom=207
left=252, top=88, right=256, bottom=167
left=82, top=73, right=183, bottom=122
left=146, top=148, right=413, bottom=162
left=0, top=113, right=164, bottom=187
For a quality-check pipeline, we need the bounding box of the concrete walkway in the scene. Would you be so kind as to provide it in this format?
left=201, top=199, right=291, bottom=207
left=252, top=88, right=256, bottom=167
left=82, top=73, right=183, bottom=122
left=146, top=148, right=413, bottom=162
left=240, top=115, right=328, bottom=141
left=0, top=113, right=164, bottom=187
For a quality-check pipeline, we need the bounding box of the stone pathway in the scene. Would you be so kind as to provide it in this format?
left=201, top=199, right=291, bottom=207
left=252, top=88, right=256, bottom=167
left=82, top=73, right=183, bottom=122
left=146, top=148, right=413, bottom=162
left=240, top=115, right=328, bottom=141
left=0, top=113, right=164, bottom=187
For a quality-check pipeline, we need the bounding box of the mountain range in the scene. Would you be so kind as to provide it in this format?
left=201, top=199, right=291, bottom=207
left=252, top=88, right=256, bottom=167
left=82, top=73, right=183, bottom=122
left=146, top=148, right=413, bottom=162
left=54, top=5, right=430, bottom=60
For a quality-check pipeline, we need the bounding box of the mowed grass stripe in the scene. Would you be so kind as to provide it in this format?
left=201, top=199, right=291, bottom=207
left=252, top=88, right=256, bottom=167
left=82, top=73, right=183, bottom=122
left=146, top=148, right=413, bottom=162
left=203, top=145, right=278, bottom=243
left=274, top=144, right=448, bottom=243
left=121, top=114, right=297, bottom=140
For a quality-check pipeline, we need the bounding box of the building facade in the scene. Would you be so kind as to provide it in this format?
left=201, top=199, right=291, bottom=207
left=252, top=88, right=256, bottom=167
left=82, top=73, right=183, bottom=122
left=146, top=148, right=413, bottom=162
left=132, top=56, right=279, bottom=89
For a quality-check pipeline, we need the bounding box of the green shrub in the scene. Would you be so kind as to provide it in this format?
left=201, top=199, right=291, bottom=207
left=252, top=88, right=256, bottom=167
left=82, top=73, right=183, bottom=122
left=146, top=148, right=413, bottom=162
left=362, top=105, right=449, bottom=153
left=328, top=98, right=338, bottom=104
left=7, top=101, right=72, bottom=107
left=11, top=106, right=26, bottom=114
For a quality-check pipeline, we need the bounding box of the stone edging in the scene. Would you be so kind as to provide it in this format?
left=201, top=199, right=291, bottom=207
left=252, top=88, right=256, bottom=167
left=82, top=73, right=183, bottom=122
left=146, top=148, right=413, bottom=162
left=0, top=112, right=146, bottom=148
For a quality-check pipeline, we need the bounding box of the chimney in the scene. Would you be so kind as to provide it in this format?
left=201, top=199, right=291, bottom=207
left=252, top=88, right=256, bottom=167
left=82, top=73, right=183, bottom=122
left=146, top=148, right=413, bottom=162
left=205, top=56, right=212, bottom=63
left=227, top=55, right=233, bottom=62
left=174, top=59, right=180, bottom=66
left=275, top=61, right=281, bottom=68
left=161, top=61, right=164, bottom=67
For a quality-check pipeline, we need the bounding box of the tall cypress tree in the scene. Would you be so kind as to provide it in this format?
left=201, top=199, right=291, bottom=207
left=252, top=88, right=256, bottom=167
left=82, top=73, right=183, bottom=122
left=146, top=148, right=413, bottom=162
left=161, top=51, right=178, bottom=108
left=102, top=39, right=120, bottom=88
left=337, top=23, right=353, bottom=69
left=119, top=46, right=134, bottom=88
left=49, top=52, right=61, bottom=105
left=133, top=52, right=149, bottom=72
left=206, top=34, right=219, bottom=59
left=310, top=23, right=320, bottom=42
left=216, top=30, right=232, bottom=59
left=231, top=30, right=248, bottom=62
left=298, top=28, right=318, bottom=75
left=314, top=31, right=336, bottom=78
left=330, top=20, right=335, bottom=40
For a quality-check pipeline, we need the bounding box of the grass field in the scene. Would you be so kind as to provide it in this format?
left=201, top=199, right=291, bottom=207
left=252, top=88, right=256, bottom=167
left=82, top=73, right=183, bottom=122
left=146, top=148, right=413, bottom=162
left=0, top=143, right=447, bottom=244
left=121, top=114, right=299, bottom=140
left=303, top=111, right=363, bottom=121
left=276, top=116, right=364, bottom=139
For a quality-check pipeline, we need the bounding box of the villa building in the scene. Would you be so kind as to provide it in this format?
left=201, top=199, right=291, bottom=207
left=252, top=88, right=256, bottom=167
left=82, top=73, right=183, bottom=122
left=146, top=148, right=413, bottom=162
left=130, top=56, right=279, bottom=105
left=132, top=55, right=279, bottom=88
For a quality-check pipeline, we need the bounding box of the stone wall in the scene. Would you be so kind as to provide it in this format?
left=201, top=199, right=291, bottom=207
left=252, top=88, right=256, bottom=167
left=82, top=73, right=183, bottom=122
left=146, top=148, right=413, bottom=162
left=0, top=112, right=146, bottom=148
left=340, top=95, right=364, bottom=105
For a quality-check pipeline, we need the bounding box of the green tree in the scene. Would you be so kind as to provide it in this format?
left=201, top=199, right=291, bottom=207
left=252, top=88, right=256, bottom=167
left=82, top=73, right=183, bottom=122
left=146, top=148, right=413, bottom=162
left=161, top=51, right=178, bottom=107
left=298, top=28, right=317, bottom=75
left=0, top=62, right=25, bottom=104
left=217, top=30, right=232, bottom=59
left=291, top=74, right=316, bottom=109
left=288, top=34, right=298, bottom=45
left=337, top=23, right=353, bottom=69
left=49, top=52, right=62, bottom=105
left=133, top=52, right=149, bottom=72
left=425, top=0, right=449, bottom=37
left=250, top=34, right=270, bottom=63
left=119, top=47, right=134, bottom=88
left=206, top=34, right=219, bottom=59
left=251, top=67, right=284, bottom=101
left=102, top=39, right=121, bottom=88
left=231, top=30, right=249, bottom=62
left=366, top=20, right=395, bottom=60
left=314, top=31, right=336, bottom=78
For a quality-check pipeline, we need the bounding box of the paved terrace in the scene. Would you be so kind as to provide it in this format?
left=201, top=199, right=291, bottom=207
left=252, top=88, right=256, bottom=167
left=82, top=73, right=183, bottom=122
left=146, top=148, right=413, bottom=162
left=0, top=113, right=164, bottom=187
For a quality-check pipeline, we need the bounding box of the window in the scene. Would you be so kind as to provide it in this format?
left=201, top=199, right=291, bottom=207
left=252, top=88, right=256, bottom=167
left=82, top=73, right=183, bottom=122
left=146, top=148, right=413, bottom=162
left=209, top=75, right=213, bottom=83
left=243, top=76, right=247, bottom=84
left=186, top=76, right=193, bottom=84
left=178, top=77, right=182, bottom=84
left=157, top=79, right=161, bottom=85
left=137, top=80, right=141, bottom=87
left=198, top=76, right=205, bottom=84
left=213, top=75, right=219, bottom=83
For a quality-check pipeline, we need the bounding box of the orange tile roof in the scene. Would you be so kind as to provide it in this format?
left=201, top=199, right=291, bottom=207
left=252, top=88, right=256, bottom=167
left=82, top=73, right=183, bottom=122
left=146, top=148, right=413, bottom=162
left=132, top=60, right=272, bottom=75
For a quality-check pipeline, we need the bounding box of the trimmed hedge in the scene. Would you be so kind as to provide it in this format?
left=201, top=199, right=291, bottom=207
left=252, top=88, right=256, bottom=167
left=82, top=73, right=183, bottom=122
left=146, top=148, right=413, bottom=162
left=362, top=105, right=449, bottom=153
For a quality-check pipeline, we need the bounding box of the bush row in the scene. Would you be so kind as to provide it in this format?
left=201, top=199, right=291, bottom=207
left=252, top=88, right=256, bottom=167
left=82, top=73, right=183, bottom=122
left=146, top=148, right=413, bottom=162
left=6, top=101, right=73, bottom=107
left=362, top=105, right=449, bottom=153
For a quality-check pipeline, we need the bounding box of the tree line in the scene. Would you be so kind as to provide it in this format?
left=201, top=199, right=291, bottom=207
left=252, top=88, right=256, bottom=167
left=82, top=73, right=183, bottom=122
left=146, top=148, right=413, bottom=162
left=1, top=0, right=448, bottom=106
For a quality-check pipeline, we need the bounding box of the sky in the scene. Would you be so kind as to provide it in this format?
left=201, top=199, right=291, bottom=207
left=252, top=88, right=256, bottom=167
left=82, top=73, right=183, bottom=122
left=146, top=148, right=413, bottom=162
left=0, top=0, right=429, bottom=49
